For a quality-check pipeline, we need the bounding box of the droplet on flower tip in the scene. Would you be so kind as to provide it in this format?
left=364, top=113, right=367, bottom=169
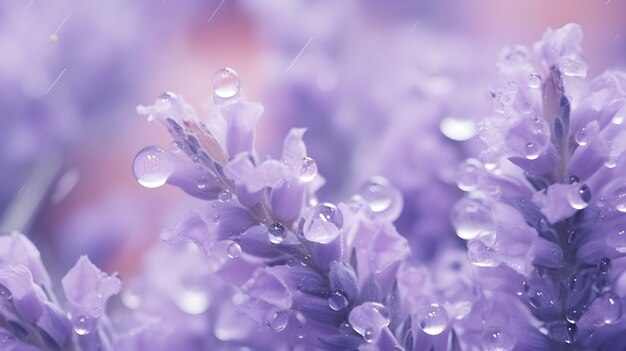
left=265, top=308, right=289, bottom=332
left=417, top=303, right=449, bottom=336
left=297, top=157, right=318, bottom=183
left=328, top=291, right=349, bottom=311
left=133, top=146, right=173, bottom=188
left=528, top=73, right=541, bottom=88
left=456, top=159, right=482, bottom=192
left=482, top=328, right=515, bottom=351
left=451, top=198, right=494, bottom=240
left=226, top=242, right=241, bottom=259
left=212, top=68, right=241, bottom=100
left=73, top=315, right=91, bottom=335
left=302, top=202, right=343, bottom=244
left=218, top=189, right=232, bottom=203
left=524, top=142, right=540, bottom=160
left=267, top=222, right=287, bottom=244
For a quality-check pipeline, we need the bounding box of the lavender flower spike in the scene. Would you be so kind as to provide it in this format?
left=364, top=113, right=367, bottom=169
left=0, top=231, right=128, bottom=351
left=135, top=69, right=417, bottom=349
left=454, top=23, right=626, bottom=349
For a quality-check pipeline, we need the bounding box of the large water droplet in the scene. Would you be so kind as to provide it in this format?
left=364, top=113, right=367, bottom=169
left=133, top=146, right=173, bottom=188
left=595, top=292, right=622, bottom=325
left=549, top=322, right=577, bottom=344
left=482, top=328, right=515, bottom=351
left=302, top=203, right=343, bottom=244
left=227, top=242, right=241, bottom=258
left=268, top=222, right=287, bottom=244
left=265, top=308, right=289, bottom=332
left=218, top=189, right=232, bottom=203
left=0, top=284, right=12, bottom=300
left=73, top=315, right=91, bottom=335
left=451, top=198, right=494, bottom=240
left=575, top=127, right=589, bottom=146
left=524, top=142, right=540, bottom=160
left=607, top=223, right=626, bottom=253
left=177, top=289, right=210, bottom=315
left=417, top=303, right=449, bottom=335
left=328, top=291, right=349, bottom=311
left=297, top=157, right=318, bottom=183
left=566, top=308, right=581, bottom=323
left=349, top=302, right=391, bottom=339
left=567, top=184, right=590, bottom=210
left=528, top=73, right=541, bottom=88
left=212, top=68, right=240, bottom=100
left=456, top=159, right=482, bottom=192
left=439, top=117, right=476, bottom=141
left=355, top=176, right=402, bottom=221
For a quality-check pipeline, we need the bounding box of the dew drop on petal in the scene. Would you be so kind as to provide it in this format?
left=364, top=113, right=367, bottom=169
left=560, top=57, right=587, bottom=78
left=227, top=242, right=241, bottom=259
left=302, top=203, right=343, bottom=244
left=606, top=223, right=626, bottom=253
left=567, top=184, right=590, bottom=210
left=265, top=308, right=289, bottom=332
left=596, top=292, right=622, bottom=325
left=456, top=158, right=482, bottom=192
left=212, top=68, right=240, bottom=99
left=177, top=289, right=210, bottom=315
left=218, top=189, right=232, bottom=203
left=73, top=315, right=91, bottom=336
left=0, top=284, right=12, bottom=300
left=268, top=222, right=287, bottom=244
left=575, top=128, right=589, bottom=146
left=468, top=239, right=498, bottom=267
left=439, top=117, right=476, bottom=141
left=328, top=291, right=349, bottom=311
left=355, top=176, right=402, bottom=220
left=417, top=303, right=449, bottom=336
left=349, top=302, right=391, bottom=338
left=528, top=73, right=541, bottom=88
left=482, top=328, right=515, bottom=351
left=524, top=142, right=540, bottom=160
left=548, top=322, right=576, bottom=344
left=451, top=198, right=494, bottom=240
left=133, top=146, right=173, bottom=188
left=158, top=91, right=178, bottom=103
left=297, top=157, right=318, bottom=183
left=527, top=285, right=556, bottom=310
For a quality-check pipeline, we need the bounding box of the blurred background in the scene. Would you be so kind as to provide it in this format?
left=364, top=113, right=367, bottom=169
left=1, top=0, right=625, bottom=282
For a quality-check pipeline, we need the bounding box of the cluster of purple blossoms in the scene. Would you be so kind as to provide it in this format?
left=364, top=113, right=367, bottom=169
left=0, top=232, right=122, bottom=350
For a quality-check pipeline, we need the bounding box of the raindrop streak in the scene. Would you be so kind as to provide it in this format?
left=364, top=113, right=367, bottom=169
left=265, top=309, right=289, bottom=332
left=73, top=315, right=91, bottom=335
left=212, top=68, right=241, bottom=99
left=226, top=242, right=241, bottom=258
left=328, top=291, right=349, bottom=311
left=417, top=303, right=449, bottom=336
left=302, top=203, right=343, bottom=244
left=268, top=222, right=287, bottom=244
left=297, top=157, right=318, bottom=183
left=133, top=146, right=173, bottom=188
left=0, top=284, right=12, bottom=300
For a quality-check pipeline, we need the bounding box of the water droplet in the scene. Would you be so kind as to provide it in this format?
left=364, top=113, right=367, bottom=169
left=527, top=285, right=556, bottom=310
left=158, top=91, right=177, bottom=103
left=566, top=308, right=581, bottom=323
left=177, top=289, right=210, bottom=315
left=607, top=223, right=626, bottom=253
left=530, top=116, right=545, bottom=134
left=567, top=184, right=590, bottom=210
left=468, top=239, right=498, bottom=267
left=354, top=176, right=402, bottom=221
left=212, top=214, right=220, bottom=224
left=439, top=117, right=476, bottom=141
left=528, top=73, right=541, bottom=88
left=549, top=322, right=577, bottom=344
left=218, top=189, right=232, bottom=203
left=297, top=157, right=318, bottom=183
left=451, top=198, right=494, bottom=240
left=363, top=327, right=375, bottom=343
left=300, top=255, right=312, bottom=267
left=417, top=303, right=449, bottom=335
left=227, top=242, right=241, bottom=258
left=605, top=156, right=618, bottom=169
left=596, top=292, right=622, bottom=325
left=560, top=57, right=587, bottom=78
left=615, top=188, right=626, bottom=212
left=328, top=291, right=349, bottom=311
left=302, top=203, right=343, bottom=244
left=339, top=321, right=353, bottom=335
left=268, top=222, right=287, bottom=244
left=599, top=257, right=611, bottom=274
left=482, top=328, right=515, bottom=351
left=524, top=142, right=540, bottom=160
left=133, top=146, right=173, bottom=188
left=73, top=315, right=91, bottom=335
left=0, top=284, right=12, bottom=300
left=0, top=332, right=16, bottom=344
left=456, top=159, right=482, bottom=192
left=349, top=302, right=391, bottom=339
left=612, top=115, right=624, bottom=125
left=265, top=308, right=288, bottom=332
left=575, top=128, right=589, bottom=146
left=212, top=68, right=240, bottom=100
